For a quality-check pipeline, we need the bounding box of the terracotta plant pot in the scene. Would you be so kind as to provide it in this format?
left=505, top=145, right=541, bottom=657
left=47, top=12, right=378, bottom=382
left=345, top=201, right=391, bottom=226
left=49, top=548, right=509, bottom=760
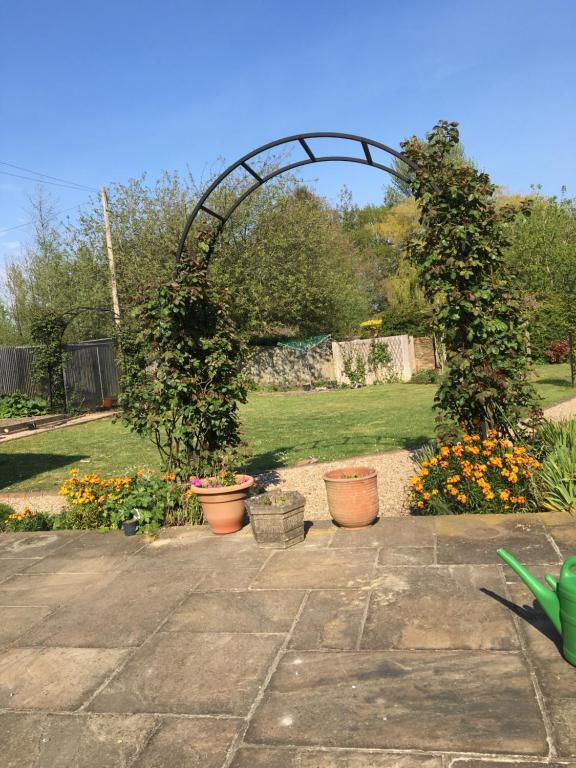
left=189, top=475, right=254, bottom=534
left=102, top=396, right=114, bottom=409
left=323, top=466, right=378, bottom=529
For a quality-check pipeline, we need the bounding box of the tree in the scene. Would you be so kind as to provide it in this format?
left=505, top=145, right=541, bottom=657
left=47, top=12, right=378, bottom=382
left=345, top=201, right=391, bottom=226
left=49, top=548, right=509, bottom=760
left=211, top=186, right=370, bottom=337
left=505, top=194, right=576, bottom=374
left=5, top=189, right=110, bottom=342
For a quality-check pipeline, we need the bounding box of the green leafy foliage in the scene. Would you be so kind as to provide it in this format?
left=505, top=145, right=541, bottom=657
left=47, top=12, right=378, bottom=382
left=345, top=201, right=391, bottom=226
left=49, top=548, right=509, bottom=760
left=0, top=502, right=16, bottom=523
left=30, top=311, right=68, bottom=413
left=533, top=420, right=576, bottom=514
left=118, top=232, right=248, bottom=478
left=1, top=508, right=53, bottom=532
left=402, top=120, right=540, bottom=433
left=0, top=393, right=48, bottom=418
left=409, top=429, right=541, bottom=515
left=410, top=369, right=441, bottom=385
left=57, top=468, right=201, bottom=532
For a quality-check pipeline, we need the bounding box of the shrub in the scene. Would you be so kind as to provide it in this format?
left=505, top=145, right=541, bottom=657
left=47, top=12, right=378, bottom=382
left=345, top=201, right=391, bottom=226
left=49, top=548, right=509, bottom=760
left=118, top=235, right=248, bottom=480
left=0, top=502, right=16, bottom=522
left=410, top=369, right=441, bottom=385
left=1, top=507, right=53, bottom=532
left=526, top=299, right=571, bottom=362
left=58, top=468, right=202, bottom=532
left=533, top=419, right=576, bottom=514
left=543, top=340, right=569, bottom=364
left=409, top=430, right=541, bottom=515
left=0, top=393, right=48, bottom=418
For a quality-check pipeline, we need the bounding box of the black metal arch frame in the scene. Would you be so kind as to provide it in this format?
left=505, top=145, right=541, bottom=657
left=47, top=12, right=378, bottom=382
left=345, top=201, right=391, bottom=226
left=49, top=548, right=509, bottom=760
left=176, top=132, right=415, bottom=262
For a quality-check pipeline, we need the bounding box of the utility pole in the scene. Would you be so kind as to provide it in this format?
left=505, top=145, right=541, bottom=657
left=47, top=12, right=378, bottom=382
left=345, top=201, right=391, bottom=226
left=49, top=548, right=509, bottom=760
left=100, top=186, right=121, bottom=325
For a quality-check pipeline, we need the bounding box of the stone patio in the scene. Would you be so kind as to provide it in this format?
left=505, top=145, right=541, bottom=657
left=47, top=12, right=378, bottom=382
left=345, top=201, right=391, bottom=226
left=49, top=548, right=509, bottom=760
left=1, top=512, right=576, bottom=767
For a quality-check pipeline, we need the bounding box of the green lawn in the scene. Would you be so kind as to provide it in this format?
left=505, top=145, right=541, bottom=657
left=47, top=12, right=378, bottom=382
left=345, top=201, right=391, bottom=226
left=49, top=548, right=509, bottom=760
left=1, top=363, right=573, bottom=492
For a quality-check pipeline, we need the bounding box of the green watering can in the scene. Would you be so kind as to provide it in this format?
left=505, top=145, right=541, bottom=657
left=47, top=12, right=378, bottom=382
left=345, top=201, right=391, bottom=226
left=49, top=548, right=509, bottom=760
left=497, top=548, right=576, bottom=666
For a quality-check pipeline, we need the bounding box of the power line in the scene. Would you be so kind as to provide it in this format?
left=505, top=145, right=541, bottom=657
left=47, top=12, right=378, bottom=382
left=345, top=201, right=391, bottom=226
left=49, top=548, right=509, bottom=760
left=0, top=202, right=89, bottom=235
left=0, top=169, right=98, bottom=193
left=0, top=160, right=98, bottom=192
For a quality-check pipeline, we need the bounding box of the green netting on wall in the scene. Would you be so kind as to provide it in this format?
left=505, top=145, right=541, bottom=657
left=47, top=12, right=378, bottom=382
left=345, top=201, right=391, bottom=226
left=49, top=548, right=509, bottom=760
left=276, top=335, right=330, bottom=350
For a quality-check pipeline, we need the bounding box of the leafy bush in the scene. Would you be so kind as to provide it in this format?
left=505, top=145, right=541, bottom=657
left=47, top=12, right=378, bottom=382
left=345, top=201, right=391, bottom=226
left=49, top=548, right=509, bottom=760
left=377, top=304, right=432, bottom=337
left=410, top=369, right=441, bottom=385
left=533, top=420, right=576, bottom=514
left=543, top=340, right=569, bottom=364
left=0, top=502, right=16, bottom=523
left=118, top=236, right=248, bottom=480
left=0, top=393, right=48, bottom=418
left=1, top=507, right=53, bottom=532
left=409, top=430, right=541, bottom=515
left=58, top=468, right=202, bottom=532
left=525, top=299, right=571, bottom=362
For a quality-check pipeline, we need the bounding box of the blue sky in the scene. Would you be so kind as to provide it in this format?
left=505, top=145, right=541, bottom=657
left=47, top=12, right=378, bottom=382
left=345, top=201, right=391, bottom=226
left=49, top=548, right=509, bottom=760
left=1, top=0, right=575, bottom=268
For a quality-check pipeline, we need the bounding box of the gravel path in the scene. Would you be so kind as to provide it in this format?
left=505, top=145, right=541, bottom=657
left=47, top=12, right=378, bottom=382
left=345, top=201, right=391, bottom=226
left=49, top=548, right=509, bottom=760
left=3, top=396, right=576, bottom=519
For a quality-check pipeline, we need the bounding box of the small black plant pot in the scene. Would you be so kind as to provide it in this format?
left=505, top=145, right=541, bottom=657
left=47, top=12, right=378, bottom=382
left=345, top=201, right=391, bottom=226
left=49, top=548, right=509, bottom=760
left=122, top=518, right=138, bottom=536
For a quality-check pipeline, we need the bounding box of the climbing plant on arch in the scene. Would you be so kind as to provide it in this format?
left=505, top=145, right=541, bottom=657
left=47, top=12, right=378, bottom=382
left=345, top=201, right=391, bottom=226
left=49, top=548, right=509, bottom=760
left=402, top=120, right=539, bottom=434
left=119, top=123, right=539, bottom=479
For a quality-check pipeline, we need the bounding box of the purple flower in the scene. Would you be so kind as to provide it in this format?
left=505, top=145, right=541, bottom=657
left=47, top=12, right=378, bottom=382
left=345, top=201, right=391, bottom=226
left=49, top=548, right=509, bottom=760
left=190, top=478, right=202, bottom=487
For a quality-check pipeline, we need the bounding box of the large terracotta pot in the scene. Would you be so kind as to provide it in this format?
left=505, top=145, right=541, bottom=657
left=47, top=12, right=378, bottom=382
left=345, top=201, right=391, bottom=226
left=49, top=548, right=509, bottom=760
left=323, top=466, right=378, bottom=529
left=189, top=475, right=254, bottom=534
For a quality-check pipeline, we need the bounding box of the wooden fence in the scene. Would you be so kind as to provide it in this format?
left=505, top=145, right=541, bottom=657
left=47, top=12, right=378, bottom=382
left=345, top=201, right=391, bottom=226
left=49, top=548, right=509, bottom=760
left=0, top=339, right=119, bottom=410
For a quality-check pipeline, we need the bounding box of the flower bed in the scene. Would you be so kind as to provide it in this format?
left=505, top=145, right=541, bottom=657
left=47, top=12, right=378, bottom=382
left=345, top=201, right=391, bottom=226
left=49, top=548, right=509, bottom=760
left=410, top=430, right=542, bottom=515
left=0, top=469, right=202, bottom=534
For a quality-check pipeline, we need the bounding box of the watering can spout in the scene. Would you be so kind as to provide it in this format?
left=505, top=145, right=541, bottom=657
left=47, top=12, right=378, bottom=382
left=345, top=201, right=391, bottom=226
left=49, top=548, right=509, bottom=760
left=497, top=548, right=562, bottom=635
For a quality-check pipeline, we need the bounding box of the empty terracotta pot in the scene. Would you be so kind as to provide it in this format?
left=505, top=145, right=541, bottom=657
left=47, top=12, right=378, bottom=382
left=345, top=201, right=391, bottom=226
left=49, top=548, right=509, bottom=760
left=323, top=466, right=378, bottom=528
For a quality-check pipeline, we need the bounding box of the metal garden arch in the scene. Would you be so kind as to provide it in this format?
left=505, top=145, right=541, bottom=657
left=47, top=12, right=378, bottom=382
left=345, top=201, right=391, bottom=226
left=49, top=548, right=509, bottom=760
left=175, top=132, right=416, bottom=262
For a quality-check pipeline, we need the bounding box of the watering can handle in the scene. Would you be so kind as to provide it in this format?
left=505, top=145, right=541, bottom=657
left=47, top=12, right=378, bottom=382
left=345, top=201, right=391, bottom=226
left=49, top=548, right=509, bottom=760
left=560, top=556, right=576, bottom=580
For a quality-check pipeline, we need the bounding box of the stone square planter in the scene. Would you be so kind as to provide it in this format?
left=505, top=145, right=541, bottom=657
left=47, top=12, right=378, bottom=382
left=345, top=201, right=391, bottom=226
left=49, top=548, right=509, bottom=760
left=247, top=490, right=305, bottom=549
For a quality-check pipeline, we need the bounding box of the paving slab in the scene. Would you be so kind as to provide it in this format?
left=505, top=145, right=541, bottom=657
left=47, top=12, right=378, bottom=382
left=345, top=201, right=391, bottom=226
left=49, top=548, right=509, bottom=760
left=289, top=590, right=369, bottom=650
left=164, top=589, right=304, bottom=634
left=0, top=557, right=40, bottom=581
left=133, top=716, right=242, bottom=767
left=17, top=560, right=203, bottom=648
left=545, top=522, right=576, bottom=558
left=435, top=514, right=559, bottom=564
left=0, top=572, right=109, bottom=607
left=361, top=565, right=519, bottom=650
left=0, top=712, right=156, bottom=768
left=451, top=762, right=576, bottom=768
left=230, top=747, right=443, bottom=767
left=25, top=531, right=145, bottom=574
left=301, top=520, right=336, bottom=548
left=330, top=517, right=435, bottom=549
left=377, top=546, right=435, bottom=565
left=89, top=631, right=284, bottom=715
left=506, top=582, right=576, bottom=757
left=0, top=647, right=128, bottom=710
left=0, top=606, right=52, bottom=645
left=252, top=549, right=377, bottom=590
left=547, top=697, right=576, bottom=758
left=141, top=533, right=270, bottom=571
left=0, top=531, right=82, bottom=557
left=245, top=650, right=547, bottom=754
